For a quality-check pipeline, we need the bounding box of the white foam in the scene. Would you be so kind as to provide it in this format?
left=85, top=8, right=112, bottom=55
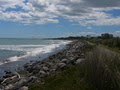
left=0, top=41, right=71, bottom=65
left=0, top=45, right=46, bottom=52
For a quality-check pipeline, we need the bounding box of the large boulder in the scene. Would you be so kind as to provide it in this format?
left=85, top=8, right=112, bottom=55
left=42, top=66, right=49, bottom=71
left=13, top=78, right=27, bottom=90
left=57, top=63, right=67, bottom=71
left=75, top=58, right=85, bottom=64
left=60, top=59, right=68, bottom=64
left=39, top=71, right=47, bottom=78
left=20, top=86, right=28, bottom=90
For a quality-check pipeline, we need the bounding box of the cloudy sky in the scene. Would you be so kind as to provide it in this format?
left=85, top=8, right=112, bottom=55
left=0, top=0, right=120, bottom=38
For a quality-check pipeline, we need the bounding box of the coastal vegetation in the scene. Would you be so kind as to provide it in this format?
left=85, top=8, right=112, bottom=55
left=29, top=33, right=120, bottom=90
left=29, top=46, right=120, bottom=90
left=57, top=33, right=120, bottom=52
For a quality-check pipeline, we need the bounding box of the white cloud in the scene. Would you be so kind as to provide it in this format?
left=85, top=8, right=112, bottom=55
left=114, top=31, right=120, bottom=37
left=0, top=0, right=120, bottom=26
left=0, top=0, right=24, bottom=10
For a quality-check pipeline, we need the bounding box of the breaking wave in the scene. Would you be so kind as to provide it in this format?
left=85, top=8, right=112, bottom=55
left=0, top=41, right=70, bottom=65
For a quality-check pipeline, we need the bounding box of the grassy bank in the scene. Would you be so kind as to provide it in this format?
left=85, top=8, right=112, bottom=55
left=100, top=44, right=120, bottom=54
left=29, top=45, right=120, bottom=90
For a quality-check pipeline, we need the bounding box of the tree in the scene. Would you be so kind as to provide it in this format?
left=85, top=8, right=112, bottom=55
left=101, top=33, right=113, bottom=39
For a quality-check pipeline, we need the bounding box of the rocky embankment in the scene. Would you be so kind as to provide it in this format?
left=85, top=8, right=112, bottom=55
left=0, top=41, right=93, bottom=90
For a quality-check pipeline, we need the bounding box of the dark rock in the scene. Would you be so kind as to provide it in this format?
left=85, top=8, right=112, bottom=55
left=4, top=70, right=12, bottom=75
left=42, top=66, right=49, bottom=71
left=60, top=59, right=68, bottom=63
left=3, top=74, right=14, bottom=78
left=26, top=67, right=34, bottom=73
left=2, top=76, right=19, bottom=85
left=20, top=86, right=28, bottom=90
left=32, top=70, right=39, bottom=74
left=24, top=63, right=30, bottom=69
left=49, top=69, right=56, bottom=74
left=27, top=76, right=37, bottom=83
left=14, top=78, right=27, bottom=90
left=57, top=63, right=67, bottom=70
left=39, top=71, right=47, bottom=78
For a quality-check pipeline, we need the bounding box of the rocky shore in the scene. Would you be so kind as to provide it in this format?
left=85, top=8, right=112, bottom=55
left=0, top=40, right=93, bottom=90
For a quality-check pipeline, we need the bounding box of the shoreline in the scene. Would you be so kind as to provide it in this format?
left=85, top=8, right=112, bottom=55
left=0, top=40, right=70, bottom=77
left=0, top=40, right=93, bottom=90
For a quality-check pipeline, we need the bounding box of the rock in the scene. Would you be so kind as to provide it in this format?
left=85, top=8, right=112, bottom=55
left=39, top=71, right=47, bottom=78
left=49, top=69, right=56, bottom=74
left=46, top=72, right=50, bottom=76
left=80, top=53, right=85, bottom=58
left=2, top=76, right=19, bottom=85
left=4, top=70, right=12, bottom=75
left=39, top=71, right=46, bottom=74
left=60, top=59, right=68, bottom=63
left=47, top=62, right=54, bottom=67
left=75, top=58, right=84, bottom=64
left=26, top=67, right=33, bottom=73
left=14, top=78, right=27, bottom=90
left=27, top=76, right=37, bottom=83
left=69, top=57, right=75, bottom=61
left=43, top=66, right=49, bottom=71
left=24, top=63, right=30, bottom=69
left=20, top=86, right=28, bottom=90
left=57, top=63, right=66, bottom=70
left=5, top=84, right=14, bottom=90
left=81, top=53, right=84, bottom=56
left=32, top=70, right=39, bottom=74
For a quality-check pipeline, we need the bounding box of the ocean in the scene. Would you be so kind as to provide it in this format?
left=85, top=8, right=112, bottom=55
left=0, top=38, right=70, bottom=76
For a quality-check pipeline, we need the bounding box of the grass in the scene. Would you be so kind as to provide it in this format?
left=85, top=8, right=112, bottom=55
left=100, top=44, right=120, bottom=54
left=84, top=47, right=120, bottom=90
left=29, top=65, right=91, bottom=90
left=29, top=46, right=120, bottom=90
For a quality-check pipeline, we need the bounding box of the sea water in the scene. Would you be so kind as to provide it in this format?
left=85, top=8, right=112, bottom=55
left=0, top=38, right=70, bottom=76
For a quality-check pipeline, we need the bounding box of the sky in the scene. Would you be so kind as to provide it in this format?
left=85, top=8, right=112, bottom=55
left=0, top=0, right=120, bottom=38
